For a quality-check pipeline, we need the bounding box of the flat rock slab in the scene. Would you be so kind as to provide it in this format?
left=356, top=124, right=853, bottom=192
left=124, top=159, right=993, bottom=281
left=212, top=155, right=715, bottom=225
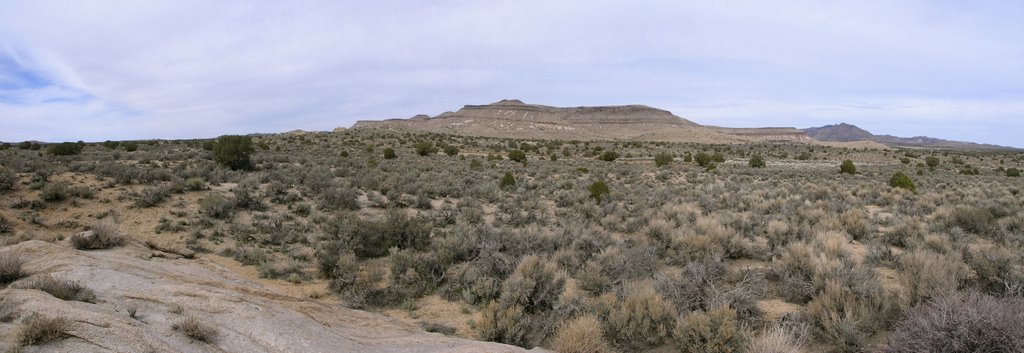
left=1, top=240, right=541, bottom=353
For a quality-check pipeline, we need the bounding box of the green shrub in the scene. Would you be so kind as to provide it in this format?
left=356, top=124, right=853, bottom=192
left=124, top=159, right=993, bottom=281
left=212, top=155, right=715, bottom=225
left=499, top=172, right=516, bottom=189
left=122, top=141, right=138, bottom=152
left=508, top=149, right=527, bottom=163
left=414, top=141, right=437, bottom=156
left=889, top=172, right=916, bottom=193
left=350, top=210, right=432, bottom=258
left=598, top=151, right=619, bottom=162
left=383, top=147, right=397, bottom=159
left=695, top=152, right=715, bottom=170
left=840, top=160, right=856, bottom=175
left=444, top=145, right=460, bottom=156
left=16, top=141, right=32, bottom=149
left=101, top=140, right=119, bottom=149
left=476, top=301, right=529, bottom=347
left=1007, top=168, right=1021, bottom=177
left=588, top=180, right=610, bottom=203
left=749, top=155, right=766, bottom=168
left=925, top=156, right=940, bottom=168
left=46, top=142, right=82, bottom=156
left=654, top=152, right=674, bottom=167
left=212, top=135, right=254, bottom=170
left=674, top=306, right=746, bottom=353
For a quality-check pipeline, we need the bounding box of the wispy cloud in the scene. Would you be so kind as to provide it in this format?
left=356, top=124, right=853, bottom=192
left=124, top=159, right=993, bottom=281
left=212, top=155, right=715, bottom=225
left=0, top=0, right=1021, bottom=146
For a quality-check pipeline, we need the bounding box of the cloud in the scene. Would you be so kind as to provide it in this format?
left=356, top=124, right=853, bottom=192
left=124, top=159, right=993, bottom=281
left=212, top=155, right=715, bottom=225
left=0, top=0, right=1021, bottom=146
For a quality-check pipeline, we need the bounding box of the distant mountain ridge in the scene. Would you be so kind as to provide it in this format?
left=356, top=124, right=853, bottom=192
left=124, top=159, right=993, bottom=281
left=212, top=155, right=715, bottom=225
left=803, top=123, right=1016, bottom=150
left=352, top=99, right=813, bottom=143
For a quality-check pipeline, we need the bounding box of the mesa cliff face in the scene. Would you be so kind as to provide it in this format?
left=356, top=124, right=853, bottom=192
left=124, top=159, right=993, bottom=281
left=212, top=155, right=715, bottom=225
left=353, top=100, right=811, bottom=143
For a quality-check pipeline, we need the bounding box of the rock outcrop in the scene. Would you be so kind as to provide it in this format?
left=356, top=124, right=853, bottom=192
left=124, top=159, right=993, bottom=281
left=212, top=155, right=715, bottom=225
left=0, top=241, right=537, bottom=353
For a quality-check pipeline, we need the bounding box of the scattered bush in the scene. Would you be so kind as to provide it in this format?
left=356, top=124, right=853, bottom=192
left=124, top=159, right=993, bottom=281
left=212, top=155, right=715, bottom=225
left=746, top=325, right=806, bottom=353
left=46, top=142, right=83, bottom=156
left=212, top=135, right=254, bottom=170
left=889, top=172, right=916, bottom=193
left=499, top=255, right=565, bottom=313
left=588, top=180, right=610, bottom=203
left=655, top=152, right=674, bottom=167
left=444, top=145, right=460, bottom=156
left=674, top=306, right=746, bottom=353
left=122, top=141, right=138, bottom=152
left=924, top=156, right=940, bottom=168
left=415, top=141, right=438, bottom=156
left=135, top=185, right=171, bottom=207
left=508, top=149, right=527, bottom=163
left=71, top=220, right=125, bottom=250
left=0, top=167, right=16, bottom=191
left=551, top=314, right=613, bottom=353
left=839, top=160, right=856, bottom=175
left=0, top=251, right=23, bottom=284
left=598, top=151, right=619, bottom=162
left=607, top=282, right=677, bottom=350
left=20, top=275, right=97, bottom=303
left=173, top=316, right=219, bottom=343
left=882, top=292, right=1024, bottom=353
left=749, top=154, right=766, bottom=168
left=499, top=172, right=516, bottom=189
left=476, top=301, right=529, bottom=347
left=897, top=249, right=969, bottom=305
left=19, top=315, right=68, bottom=346
left=40, top=181, right=69, bottom=202
left=383, top=147, right=397, bottom=159
left=199, top=194, right=236, bottom=219
left=1007, top=167, right=1020, bottom=177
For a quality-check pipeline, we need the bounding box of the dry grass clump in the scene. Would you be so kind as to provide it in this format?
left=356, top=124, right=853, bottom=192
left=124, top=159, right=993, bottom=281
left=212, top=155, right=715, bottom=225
left=19, top=274, right=97, bottom=303
left=551, top=314, right=613, bottom=353
left=0, top=251, right=23, bottom=284
left=806, top=280, right=897, bottom=352
left=674, top=306, right=746, bottom=353
left=19, top=314, right=68, bottom=346
left=71, top=219, right=125, bottom=250
left=607, top=281, right=677, bottom=350
left=896, top=249, right=970, bottom=305
left=882, top=292, right=1024, bottom=353
left=746, top=325, right=807, bottom=353
left=476, top=301, right=529, bottom=347
left=173, top=316, right=219, bottom=343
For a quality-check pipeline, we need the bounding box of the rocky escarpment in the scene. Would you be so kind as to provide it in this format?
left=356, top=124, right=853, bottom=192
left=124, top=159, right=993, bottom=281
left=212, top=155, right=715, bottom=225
left=0, top=240, right=538, bottom=353
left=803, top=123, right=1017, bottom=150
left=353, top=100, right=812, bottom=143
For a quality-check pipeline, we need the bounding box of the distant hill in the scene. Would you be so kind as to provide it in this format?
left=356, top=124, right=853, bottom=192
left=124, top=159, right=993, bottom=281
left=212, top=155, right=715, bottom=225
left=803, top=123, right=1016, bottom=150
left=352, top=99, right=813, bottom=144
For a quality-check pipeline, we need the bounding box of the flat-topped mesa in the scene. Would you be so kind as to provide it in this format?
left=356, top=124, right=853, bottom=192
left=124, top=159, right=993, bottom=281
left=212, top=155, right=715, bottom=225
left=443, top=100, right=698, bottom=126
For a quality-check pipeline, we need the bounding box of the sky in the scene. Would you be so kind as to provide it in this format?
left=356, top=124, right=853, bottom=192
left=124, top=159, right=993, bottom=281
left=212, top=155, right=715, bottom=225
left=0, top=1, right=1022, bottom=147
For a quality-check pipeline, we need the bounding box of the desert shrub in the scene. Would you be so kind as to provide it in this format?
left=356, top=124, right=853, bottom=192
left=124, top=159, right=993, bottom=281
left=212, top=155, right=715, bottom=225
left=499, top=172, right=516, bottom=189
left=507, top=149, right=526, bottom=163
left=101, top=140, right=119, bottom=149
left=0, top=215, right=16, bottom=233
left=598, top=151, right=620, bottom=162
left=0, top=251, right=23, bottom=284
left=839, top=160, right=856, bottom=175
left=749, top=155, right=766, bottom=168
left=897, top=249, right=969, bottom=305
left=551, top=314, right=613, bottom=353
left=383, top=147, right=397, bottom=159
left=0, top=166, right=16, bottom=191
left=882, top=292, right=1024, bottom=353
left=805, top=280, right=892, bottom=352
left=499, top=255, right=565, bottom=313
left=350, top=210, right=432, bottom=258
left=184, top=177, right=206, bottom=191
left=588, top=180, right=610, bottom=203
left=889, top=172, right=916, bottom=193
left=746, top=325, right=806, bottom=353
left=135, top=185, right=171, bottom=207
left=1007, top=167, right=1021, bottom=177
left=443, top=145, right=460, bottom=156
left=122, top=141, right=138, bottom=151
left=173, top=316, right=219, bottom=343
left=212, top=135, right=254, bottom=170
left=319, top=186, right=360, bottom=211
left=674, top=306, right=746, bottom=353
left=40, top=181, right=69, bottom=202
left=655, top=152, right=674, bottom=167
left=20, top=275, right=97, bottom=303
left=607, top=281, right=678, bottom=350
left=71, top=220, right=124, bottom=250
left=19, top=315, right=68, bottom=346
left=199, top=194, right=236, bottom=219
left=924, top=156, right=940, bottom=168
left=46, top=142, right=82, bottom=156
left=477, top=301, right=529, bottom=347
left=962, top=246, right=1024, bottom=296
left=415, top=141, right=438, bottom=156
left=390, top=248, right=448, bottom=296
left=945, top=206, right=997, bottom=236
left=695, top=152, right=714, bottom=168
